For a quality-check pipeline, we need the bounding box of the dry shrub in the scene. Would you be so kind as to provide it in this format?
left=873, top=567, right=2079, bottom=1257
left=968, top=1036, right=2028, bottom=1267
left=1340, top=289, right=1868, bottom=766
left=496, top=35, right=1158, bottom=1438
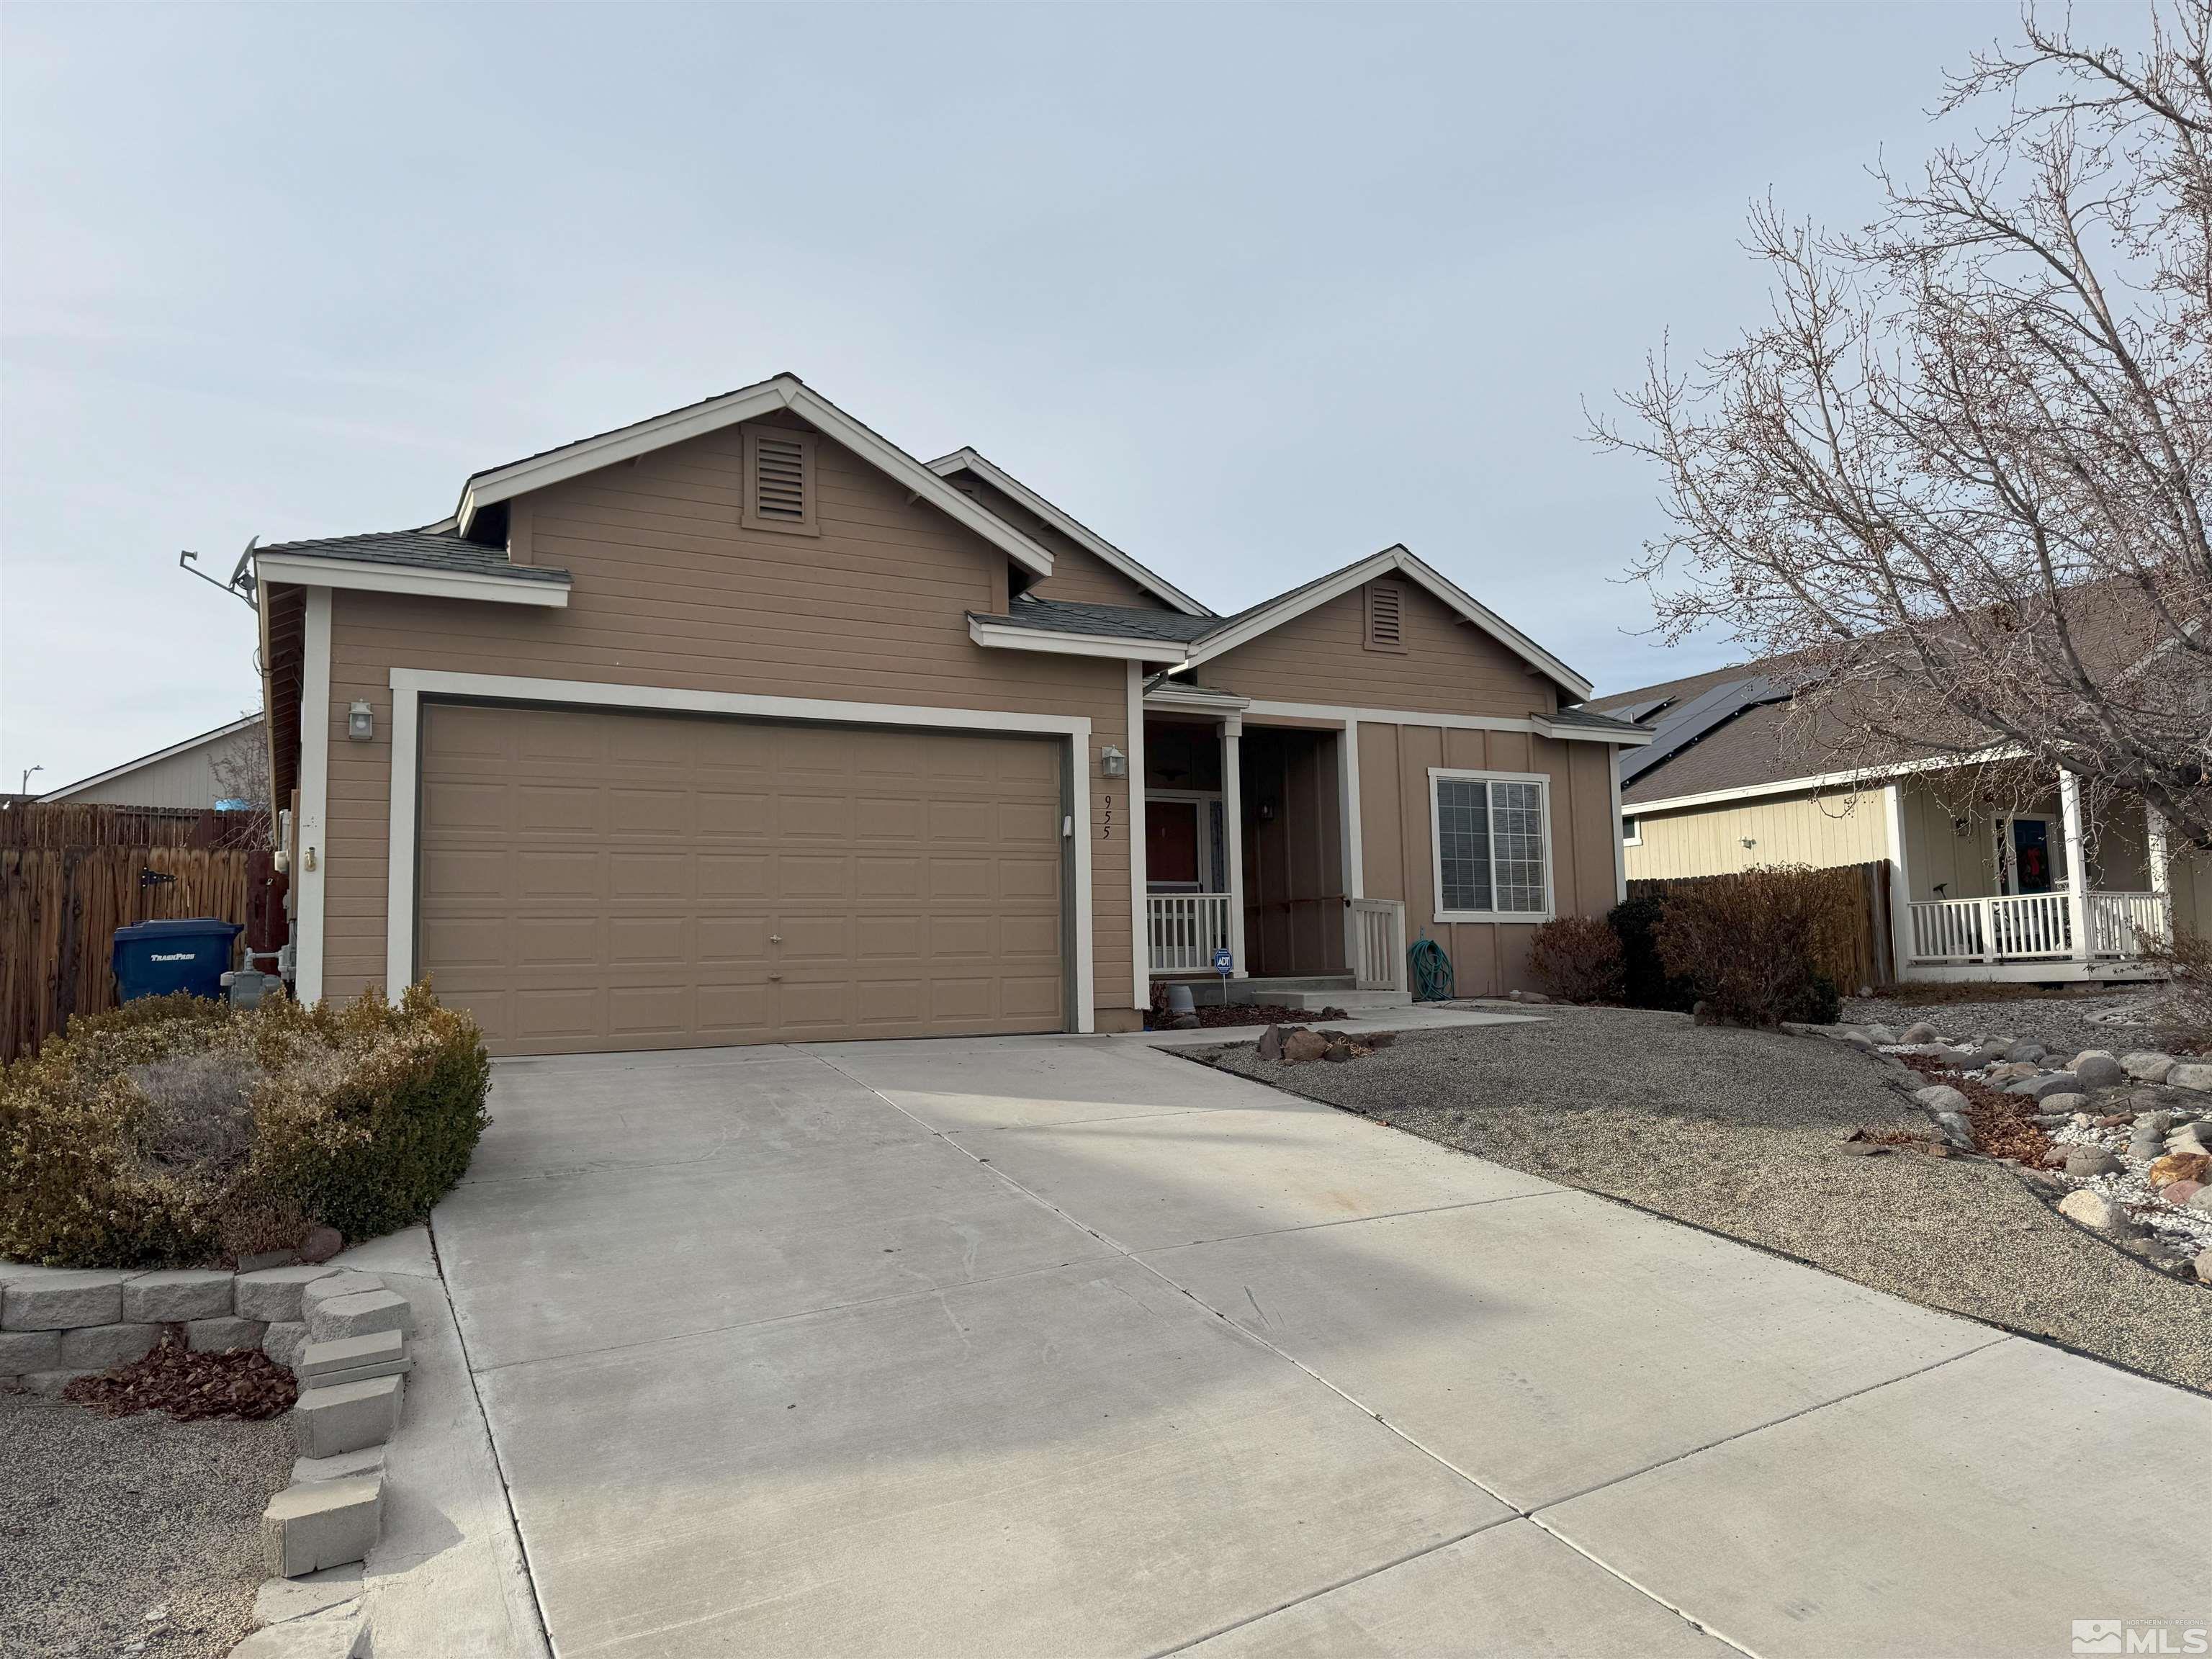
left=1527, top=916, right=1625, bottom=1004
left=0, top=982, right=489, bottom=1268
left=1655, top=864, right=1853, bottom=1028
left=2139, top=925, right=2212, bottom=1053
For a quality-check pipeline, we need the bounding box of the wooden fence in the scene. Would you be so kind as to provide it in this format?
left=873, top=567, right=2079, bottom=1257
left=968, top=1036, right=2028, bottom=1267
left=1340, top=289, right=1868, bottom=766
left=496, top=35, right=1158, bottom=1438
left=1626, top=858, right=1895, bottom=993
left=0, top=803, right=286, bottom=1064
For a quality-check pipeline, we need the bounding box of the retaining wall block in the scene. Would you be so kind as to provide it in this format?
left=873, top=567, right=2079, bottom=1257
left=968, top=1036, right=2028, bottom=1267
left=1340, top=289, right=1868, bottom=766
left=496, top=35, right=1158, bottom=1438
left=292, top=1375, right=403, bottom=1459
left=261, top=1472, right=384, bottom=1577
left=124, top=1269, right=236, bottom=1323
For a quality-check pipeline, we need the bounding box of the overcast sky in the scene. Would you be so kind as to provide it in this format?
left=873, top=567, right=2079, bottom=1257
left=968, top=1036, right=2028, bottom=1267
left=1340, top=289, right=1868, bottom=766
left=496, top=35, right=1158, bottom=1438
left=2, top=1, right=2026, bottom=790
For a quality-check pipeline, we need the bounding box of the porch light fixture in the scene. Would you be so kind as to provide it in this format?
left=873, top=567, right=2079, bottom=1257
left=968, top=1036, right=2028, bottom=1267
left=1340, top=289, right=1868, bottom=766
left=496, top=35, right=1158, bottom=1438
left=347, top=700, right=375, bottom=742
left=1100, top=744, right=1127, bottom=779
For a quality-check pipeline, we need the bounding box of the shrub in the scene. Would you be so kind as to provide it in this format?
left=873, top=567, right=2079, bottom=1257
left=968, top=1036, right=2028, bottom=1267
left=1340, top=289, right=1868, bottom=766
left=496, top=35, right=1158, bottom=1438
left=1527, top=916, right=1625, bottom=1004
left=0, top=982, right=489, bottom=1269
left=1606, top=896, right=1699, bottom=1012
left=2139, top=924, right=2212, bottom=1053
left=1653, top=865, right=1856, bottom=1028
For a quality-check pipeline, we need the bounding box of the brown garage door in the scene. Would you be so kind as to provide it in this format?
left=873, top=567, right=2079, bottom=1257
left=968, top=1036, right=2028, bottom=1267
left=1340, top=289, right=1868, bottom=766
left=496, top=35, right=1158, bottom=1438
left=415, top=702, right=1067, bottom=1055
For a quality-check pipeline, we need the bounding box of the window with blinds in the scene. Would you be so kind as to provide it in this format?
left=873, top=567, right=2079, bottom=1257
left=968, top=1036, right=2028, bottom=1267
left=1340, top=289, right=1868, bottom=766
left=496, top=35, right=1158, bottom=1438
left=742, top=425, right=819, bottom=534
left=1431, top=771, right=1552, bottom=918
left=1364, top=580, right=1406, bottom=652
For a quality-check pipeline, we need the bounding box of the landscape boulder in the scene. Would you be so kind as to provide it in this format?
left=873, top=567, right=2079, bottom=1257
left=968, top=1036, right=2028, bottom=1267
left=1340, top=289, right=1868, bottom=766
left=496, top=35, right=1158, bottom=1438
left=2168, top=1063, right=2212, bottom=1094
left=2005, top=1040, right=2046, bottom=1064
left=2064, top=1148, right=2122, bottom=1179
left=2122, top=1053, right=2176, bottom=1084
left=2056, top=1190, right=2134, bottom=1233
left=2162, top=1179, right=2203, bottom=1206
left=1914, top=1084, right=1971, bottom=1115
left=2038, top=1092, right=2087, bottom=1117
left=1256, top=1025, right=1285, bottom=1062
left=1900, top=1021, right=1944, bottom=1045
left=2146, top=1152, right=2211, bottom=1190
left=1282, top=1030, right=1330, bottom=1064
left=2069, top=1051, right=2127, bottom=1091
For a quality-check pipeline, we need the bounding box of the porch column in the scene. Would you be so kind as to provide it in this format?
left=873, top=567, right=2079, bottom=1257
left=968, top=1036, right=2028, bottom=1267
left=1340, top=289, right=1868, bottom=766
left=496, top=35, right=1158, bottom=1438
left=2059, top=768, right=2090, bottom=963
left=1222, top=714, right=1247, bottom=978
left=1883, top=783, right=1912, bottom=980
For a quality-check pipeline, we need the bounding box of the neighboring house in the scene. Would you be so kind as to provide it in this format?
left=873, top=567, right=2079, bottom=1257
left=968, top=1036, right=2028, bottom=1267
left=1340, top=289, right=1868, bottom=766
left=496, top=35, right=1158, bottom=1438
left=250, top=372, right=1650, bottom=1056
left=1588, top=655, right=2212, bottom=984
left=40, top=714, right=264, bottom=811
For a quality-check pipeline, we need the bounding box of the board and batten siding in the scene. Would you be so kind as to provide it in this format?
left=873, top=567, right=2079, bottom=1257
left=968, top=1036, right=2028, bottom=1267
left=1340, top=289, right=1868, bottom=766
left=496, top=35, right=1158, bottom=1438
left=1626, top=791, right=1892, bottom=883
left=314, top=412, right=1137, bottom=1030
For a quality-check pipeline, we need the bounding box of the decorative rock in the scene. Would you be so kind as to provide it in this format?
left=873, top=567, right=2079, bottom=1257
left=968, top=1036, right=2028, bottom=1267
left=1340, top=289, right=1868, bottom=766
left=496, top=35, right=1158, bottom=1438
left=2169, top=1063, right=2212, bottom=1093
left=1282, top=1030, right=1329, bottom=1064
left=1986, top=1062, right=2040, bottom=1085
left=296, top=1331, right=410, bottom=1390
left=1367, top=1030, right=1398, bottom=1048
left=300, top=1273, right=383, bottom=1315
left=122, top=1269, right=235, bottom=1323
left=58, top=1322, right=163, bottom=1370
left=2005, top=1040, right=2046, bottom=1064
left=2057, top=1190, right=2135, bottom=1233
left=0, top=1268, right=129, bottom=1331
left=1915, top=1084, right=1971, bottom=1114
left=2064, top=1149, right=2122, bottom=1179
left=2038, top=1147, right=2071, bottom=1170
left=2069, top=1051, right=2126, bottom=1090
left=297, top=1227, right=345, bottom=1266
left=1901, top=1021, right=1944, bottom=1044
left=2197, top=1251, right=2212, bottom=1285
left=236, top=1264, right=341, bottom=1324
left=2146, top=1152, right=2211, bottom=1189
left=1975, top=1040, right=2013, bottom=1064
left=2123, top=1052, right=2177, bottom=1084
left=250, top=1563, right=362, bottom=1630
left=0, top=1329, right=63, bottom=1377
left=187, top=1316, right=269, bottom=1353
left=2193, top=1187, right=2212, bottom=1216
left=1255, top=1025, right=1285, bottom=1061
left=2162, top=1179, right=2204, bottom=1206
left=2038, top=1093, right=2087, bottom=1117
left=291, top=1375, right=403, bottom=1459
left=1864, top=1025, right=1900, bottom=1047
left=1321, top=1040, right=1355, bottom=1062
left=2008, top=1073, right=2088, bottom=1102
left=261, top=1473, right=383, bottom=1577
left=1933, top=1112, right=1975, bottom=1150
left=264, top=1322, right=310, bottom=1370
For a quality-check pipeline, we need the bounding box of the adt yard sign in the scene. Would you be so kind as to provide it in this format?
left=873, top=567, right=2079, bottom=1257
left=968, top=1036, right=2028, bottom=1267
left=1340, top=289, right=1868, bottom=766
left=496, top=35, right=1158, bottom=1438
left=1213, top=948, right=1233, bottom=974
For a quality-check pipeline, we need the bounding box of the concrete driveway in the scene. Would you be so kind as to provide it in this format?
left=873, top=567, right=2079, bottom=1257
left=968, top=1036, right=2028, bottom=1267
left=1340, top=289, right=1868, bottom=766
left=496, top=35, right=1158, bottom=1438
left=433, top=1034, right=2212, bottom=1658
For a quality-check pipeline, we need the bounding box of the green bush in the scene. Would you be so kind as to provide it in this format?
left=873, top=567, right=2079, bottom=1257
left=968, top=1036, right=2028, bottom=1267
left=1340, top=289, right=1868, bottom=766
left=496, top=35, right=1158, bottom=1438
left=0, top=983, right=489, bottom=1269
left=1653, top=865, right=1856, bottom=1028
left=1606, top=897, right=1698, bottom=1012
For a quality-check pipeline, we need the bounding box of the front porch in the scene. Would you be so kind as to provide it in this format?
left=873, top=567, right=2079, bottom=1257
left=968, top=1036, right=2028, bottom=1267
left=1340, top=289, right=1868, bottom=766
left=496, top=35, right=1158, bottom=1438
left=1895, top=769, right=2180, bottom=983
left=1137, top=697, right=1408, bottom=1004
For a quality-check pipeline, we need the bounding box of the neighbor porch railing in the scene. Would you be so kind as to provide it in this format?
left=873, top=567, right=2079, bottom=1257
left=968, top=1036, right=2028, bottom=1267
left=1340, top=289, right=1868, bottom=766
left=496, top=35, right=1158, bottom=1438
left=1148, top=893, right=1233, bottom=974
left=1345, top=897, right=1406, bottom=992
left=1905, top=889, right=2167, bottom=965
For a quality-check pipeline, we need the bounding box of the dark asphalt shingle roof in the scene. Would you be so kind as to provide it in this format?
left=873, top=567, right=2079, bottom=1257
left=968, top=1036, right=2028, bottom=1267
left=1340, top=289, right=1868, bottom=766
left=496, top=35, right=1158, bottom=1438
left=974, top=595, right=1226, bottom=644
left=256, top=529, right=572, bottom=585
left=1547, top=705, right=1653, bottom=737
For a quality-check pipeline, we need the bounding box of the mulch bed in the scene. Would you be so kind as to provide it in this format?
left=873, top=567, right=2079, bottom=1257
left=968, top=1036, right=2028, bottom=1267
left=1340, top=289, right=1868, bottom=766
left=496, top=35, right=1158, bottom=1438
left=1897, top=1053, right=2055, bottom=1166
left=63, top=1335, right=297, bottom=1423
left=1147, top=1002, right=1349, bottom=1030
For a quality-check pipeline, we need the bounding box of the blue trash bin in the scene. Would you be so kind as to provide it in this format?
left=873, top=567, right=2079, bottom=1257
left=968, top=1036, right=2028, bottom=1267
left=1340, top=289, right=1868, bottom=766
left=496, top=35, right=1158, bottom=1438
left=112, top=918, right=243, bottom=1003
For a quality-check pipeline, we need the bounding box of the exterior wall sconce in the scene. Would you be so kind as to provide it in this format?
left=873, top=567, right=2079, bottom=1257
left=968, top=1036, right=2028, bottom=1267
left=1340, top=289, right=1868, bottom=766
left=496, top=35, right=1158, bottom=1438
left=1100, top=744, right=1127, bottom=779
left=347, top=700, right=375, bottom=742
left=1740, top=837, right=1757, bottom=849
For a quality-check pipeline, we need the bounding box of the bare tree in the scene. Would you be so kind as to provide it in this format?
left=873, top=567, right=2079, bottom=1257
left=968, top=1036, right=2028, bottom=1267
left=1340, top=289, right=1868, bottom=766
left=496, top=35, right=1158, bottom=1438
left=1596, top=2, right=2212, bottom=844
left=209, top=707, right=273, bottom=846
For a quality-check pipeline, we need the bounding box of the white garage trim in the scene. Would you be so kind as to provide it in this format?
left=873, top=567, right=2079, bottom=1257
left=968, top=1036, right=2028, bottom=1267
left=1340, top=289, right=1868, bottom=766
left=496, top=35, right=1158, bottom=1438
left=383, top=670, right=1095, bottom=1034
left=1126, top=662, right=1148, bottom=1011
left=295, top=588, right=333, bottom=1004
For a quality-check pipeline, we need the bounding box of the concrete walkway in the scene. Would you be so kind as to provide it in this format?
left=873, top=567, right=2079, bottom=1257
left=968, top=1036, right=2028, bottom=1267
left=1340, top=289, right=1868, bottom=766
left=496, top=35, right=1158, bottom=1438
left=432, top=1034, right=2212, bottom=1658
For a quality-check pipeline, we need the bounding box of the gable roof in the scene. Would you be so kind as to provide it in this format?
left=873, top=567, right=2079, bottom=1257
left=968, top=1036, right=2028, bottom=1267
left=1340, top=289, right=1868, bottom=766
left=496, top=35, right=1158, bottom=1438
left=42, top=714, right=262, bottom=803
left=926, top=448, right=1211, bottom=616
left=967, top=545, right=1598, bottom=703
left=453, top=373, right=1061, bottom=581
left=252, top=527, right=572, bottom=608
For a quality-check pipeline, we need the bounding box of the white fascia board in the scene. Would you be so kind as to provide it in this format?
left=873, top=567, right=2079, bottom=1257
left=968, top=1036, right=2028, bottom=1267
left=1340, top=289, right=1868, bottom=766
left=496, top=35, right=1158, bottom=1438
left=1180, top=545, right=1594, bottom=701
left=1143, top=685, right=1252, bottom=712
left=455, top=376, right=1058, bottom=581
left=253, top=555, right=570, bottom=608
left=1531, top=714, right=1655, bottom=747
left=41, top=714, right=264, bottom=801
left=1624, top=746, right=2019, bottom=817
left=928, top=448, right=1210, bottom=616
left=968, top=617, right=1188, bottom=663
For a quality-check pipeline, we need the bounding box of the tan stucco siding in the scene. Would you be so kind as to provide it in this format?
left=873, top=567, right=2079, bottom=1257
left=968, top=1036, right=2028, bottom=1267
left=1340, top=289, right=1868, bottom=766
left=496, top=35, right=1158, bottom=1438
left=1356, top=722, right=1617, bottom=997
left=1627, top=790, right=1892, bottom=882
left=318, top=417, right=1136, bottom=1030
left=1204, top=580, right=1559, bottom=717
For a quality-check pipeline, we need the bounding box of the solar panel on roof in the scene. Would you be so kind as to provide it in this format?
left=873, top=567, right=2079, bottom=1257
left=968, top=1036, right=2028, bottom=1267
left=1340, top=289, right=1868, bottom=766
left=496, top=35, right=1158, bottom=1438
left=1619, top=676, right=1790, bottom=784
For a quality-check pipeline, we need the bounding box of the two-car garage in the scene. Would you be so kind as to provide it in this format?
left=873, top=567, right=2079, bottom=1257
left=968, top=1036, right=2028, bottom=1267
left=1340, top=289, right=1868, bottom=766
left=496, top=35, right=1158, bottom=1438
left=412, top=701, right=1071, bottom=1056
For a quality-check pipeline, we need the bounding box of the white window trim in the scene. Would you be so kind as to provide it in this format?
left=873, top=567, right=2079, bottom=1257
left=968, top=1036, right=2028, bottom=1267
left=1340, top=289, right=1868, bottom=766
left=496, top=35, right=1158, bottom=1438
left=1622, top=814, right=1642, bottom=848
left=1428, top=766, right=1555, bottom=925
left=382, top=669, right=1094, bottom=1033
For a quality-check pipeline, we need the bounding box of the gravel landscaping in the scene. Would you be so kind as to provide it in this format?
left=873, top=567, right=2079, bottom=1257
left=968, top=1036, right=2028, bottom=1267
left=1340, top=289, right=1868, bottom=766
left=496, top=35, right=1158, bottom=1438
left=1843, top=986, right=2180, bottom=1061
left=0, top=1388, right=295, bottom=1658
left=1196, top=1005, right=2212, bottom=1395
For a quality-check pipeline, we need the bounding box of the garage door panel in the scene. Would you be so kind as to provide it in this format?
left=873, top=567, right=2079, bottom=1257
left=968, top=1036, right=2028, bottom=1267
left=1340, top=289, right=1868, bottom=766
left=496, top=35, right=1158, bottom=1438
left=418, top=703, right=1066, bottom=1056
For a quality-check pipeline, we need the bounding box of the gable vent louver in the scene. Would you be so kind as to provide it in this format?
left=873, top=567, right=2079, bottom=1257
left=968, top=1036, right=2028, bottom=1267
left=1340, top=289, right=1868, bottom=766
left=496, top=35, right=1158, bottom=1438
left=1367, top=581, right=1406, bottom=651
left=742, top=425, right=818, bottom=534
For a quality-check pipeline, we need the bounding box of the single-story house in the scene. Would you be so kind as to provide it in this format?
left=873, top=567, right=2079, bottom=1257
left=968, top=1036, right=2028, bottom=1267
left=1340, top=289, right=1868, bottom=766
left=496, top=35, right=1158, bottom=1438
left=252, top=373, right=1650, bottom=1055
left=40, top=714, right=264, bottom=812
left=1589, top=655, right=2212, bottom=984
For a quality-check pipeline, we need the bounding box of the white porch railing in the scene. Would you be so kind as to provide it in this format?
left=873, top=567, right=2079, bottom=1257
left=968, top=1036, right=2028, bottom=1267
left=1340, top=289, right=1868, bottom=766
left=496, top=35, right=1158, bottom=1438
left=1148, top=894, right=1233, bottom=974
left=1906, top=889, right=2168, bottom=964
left=1346, top=898, right=1406, bottom=992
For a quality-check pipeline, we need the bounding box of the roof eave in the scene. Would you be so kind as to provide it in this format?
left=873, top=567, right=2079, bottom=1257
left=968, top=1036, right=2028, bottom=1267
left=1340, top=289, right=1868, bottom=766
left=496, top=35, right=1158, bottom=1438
left=967, top=615, right=1190, bottom=664
left=252, top=554, right=572, bottom=608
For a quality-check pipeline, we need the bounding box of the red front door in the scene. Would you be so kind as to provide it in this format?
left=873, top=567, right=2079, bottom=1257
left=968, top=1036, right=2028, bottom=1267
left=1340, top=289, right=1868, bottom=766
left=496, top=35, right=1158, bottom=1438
left=1147, top=801, right=1200, bottom=886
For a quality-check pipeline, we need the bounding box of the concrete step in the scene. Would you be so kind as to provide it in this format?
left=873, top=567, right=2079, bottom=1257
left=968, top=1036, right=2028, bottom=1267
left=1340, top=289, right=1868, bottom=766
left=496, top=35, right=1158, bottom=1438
left=1225, top=986, right=1411, bottom=1012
